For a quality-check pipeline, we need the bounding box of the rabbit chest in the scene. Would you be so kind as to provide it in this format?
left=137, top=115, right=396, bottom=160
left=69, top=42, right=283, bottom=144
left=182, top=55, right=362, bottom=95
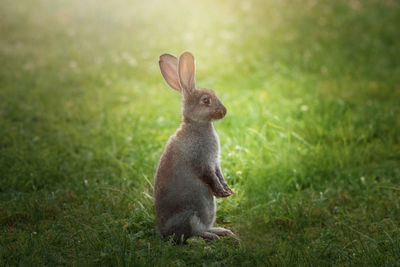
left=181, top=124, right=220, bottom=166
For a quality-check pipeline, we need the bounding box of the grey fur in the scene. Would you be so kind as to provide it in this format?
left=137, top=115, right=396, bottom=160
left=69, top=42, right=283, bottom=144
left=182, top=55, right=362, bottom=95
left=155, top=52, right=236, bottom=243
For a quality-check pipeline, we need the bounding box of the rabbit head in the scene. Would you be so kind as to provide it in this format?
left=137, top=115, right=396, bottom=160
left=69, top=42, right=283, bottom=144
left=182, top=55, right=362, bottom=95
left=159, top=52, right=227, bottom=123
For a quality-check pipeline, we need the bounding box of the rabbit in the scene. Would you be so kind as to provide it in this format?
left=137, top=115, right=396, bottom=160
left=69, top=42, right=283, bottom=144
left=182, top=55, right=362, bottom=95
left=154, top=51, right=236, bottom=243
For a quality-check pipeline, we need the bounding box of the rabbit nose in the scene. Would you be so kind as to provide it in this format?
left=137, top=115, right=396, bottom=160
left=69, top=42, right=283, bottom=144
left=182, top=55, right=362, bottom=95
left=221, top=106, right=227, bottom=117
left=216, top=106, right=227, bottom=118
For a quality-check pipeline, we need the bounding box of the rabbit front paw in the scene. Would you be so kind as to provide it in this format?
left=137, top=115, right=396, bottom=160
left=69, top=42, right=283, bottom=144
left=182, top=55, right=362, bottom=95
left=213, top=186, right=233, bottom=198
left=223, top=184, right=234, bottom=195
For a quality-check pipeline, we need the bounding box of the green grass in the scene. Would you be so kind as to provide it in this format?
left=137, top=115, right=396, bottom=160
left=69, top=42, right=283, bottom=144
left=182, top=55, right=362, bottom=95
left=1, top=0, right=400, bottom=265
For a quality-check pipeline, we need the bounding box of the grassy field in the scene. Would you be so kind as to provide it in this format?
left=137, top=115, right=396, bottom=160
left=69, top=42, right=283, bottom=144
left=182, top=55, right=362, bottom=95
left=1, top=0, right=400, bottom=265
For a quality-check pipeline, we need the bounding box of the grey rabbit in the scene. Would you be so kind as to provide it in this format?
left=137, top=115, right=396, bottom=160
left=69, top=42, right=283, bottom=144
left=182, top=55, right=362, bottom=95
left=154, top=51, right=236, bottom=243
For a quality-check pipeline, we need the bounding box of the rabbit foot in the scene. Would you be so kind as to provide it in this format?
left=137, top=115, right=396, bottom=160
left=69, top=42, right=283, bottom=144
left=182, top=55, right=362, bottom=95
left=209, top=227, right=237, bottom=237
left=196, top=231, right=220, bottom=242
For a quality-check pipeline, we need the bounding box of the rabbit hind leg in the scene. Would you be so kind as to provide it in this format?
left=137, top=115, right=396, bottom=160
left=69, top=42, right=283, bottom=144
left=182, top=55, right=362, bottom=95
left=162, top=211, right=219, bottom=243
left=190, top=214, right=219, bottom=242
left=162, top=210, right=194, bottom=243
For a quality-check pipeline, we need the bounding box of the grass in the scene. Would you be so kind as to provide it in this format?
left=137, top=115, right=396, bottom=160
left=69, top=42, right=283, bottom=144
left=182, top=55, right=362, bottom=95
left=1, top=0, right=399, bottom=265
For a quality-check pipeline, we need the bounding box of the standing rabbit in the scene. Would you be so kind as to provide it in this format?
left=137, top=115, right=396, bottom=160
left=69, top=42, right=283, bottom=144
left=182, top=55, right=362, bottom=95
left=154, top=51, right=236, bottom=243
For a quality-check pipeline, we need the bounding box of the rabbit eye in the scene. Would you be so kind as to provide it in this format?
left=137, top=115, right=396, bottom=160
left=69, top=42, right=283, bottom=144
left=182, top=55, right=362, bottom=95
left=202, top=97, right=211, bottom=105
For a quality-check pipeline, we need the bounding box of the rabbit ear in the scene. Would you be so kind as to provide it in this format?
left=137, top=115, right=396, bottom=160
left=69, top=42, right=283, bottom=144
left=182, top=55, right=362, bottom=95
left=178, top=51, right=196, bottom=93
left=159, top=54, right=180, bottom=91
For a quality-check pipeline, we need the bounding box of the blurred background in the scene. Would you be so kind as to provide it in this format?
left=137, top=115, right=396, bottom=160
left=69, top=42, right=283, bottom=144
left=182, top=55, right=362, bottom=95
left=1, top=0, right=399, bottom=265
